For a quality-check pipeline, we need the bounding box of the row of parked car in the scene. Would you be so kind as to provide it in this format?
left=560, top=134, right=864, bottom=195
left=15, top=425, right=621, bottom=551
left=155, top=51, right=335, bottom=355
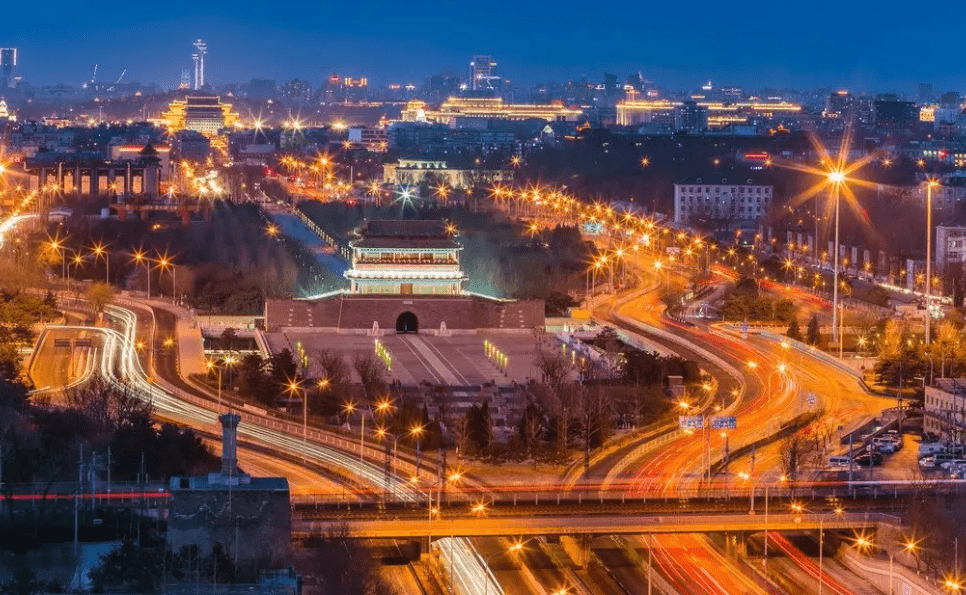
left=919, top=441, right=966, bottom=472
left=829, top=431, right=904, bottom=469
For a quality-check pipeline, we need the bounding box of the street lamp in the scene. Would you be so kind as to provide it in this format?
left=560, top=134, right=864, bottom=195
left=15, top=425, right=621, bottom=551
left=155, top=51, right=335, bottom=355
left=376, top=424, right=425, bottom=481
left=482, top=541, right=526, bottom=595
left=131, top=249, right=152, bottom=298
left=156, top=253, right=177, bottom=305
left=926, top=179, right=939, bottom=345
left=67, top=252, right=85, bottom=294
left=90, top=242, right=110, bottom=284
left=828, top=169, right=846, bottom=353
left=207, top=356, right=235, bottom=411
left=792, top=504, right=845, bottom=595
left=48, top=236, right=67, bottom=281
left=286, top=379, right=307, bottom=447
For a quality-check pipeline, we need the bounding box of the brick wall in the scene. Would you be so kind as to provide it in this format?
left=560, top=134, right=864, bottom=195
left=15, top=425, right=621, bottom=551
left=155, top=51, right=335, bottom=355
left=265, top=295, right=544, bottom=332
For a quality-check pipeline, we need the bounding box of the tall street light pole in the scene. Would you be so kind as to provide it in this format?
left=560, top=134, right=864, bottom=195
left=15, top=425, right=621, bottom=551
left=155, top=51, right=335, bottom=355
left=926, top=179, right=938, bottom=345
left=829, top=171, right=845, bottom=352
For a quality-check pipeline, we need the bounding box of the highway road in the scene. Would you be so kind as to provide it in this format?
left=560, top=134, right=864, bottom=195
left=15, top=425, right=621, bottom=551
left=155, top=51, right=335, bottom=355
left=590, top=262, right=895, bottom=499
left=644, top=533, right=773, bottom=595
left=28, top=328, right=97, bottom=403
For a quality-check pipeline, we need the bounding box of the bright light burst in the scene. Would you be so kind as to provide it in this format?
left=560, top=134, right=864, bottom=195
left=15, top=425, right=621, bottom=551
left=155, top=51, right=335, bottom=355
left=772, top=124, right=882, bottom=244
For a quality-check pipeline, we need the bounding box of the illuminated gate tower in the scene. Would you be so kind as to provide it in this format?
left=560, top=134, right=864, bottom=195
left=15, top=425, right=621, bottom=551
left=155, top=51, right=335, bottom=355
left=345, top=220, right=467, bottom=295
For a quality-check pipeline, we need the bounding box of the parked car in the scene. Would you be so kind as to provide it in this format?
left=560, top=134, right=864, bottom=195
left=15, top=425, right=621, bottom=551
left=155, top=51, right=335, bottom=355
left=854, top=452, right=883, bottom=467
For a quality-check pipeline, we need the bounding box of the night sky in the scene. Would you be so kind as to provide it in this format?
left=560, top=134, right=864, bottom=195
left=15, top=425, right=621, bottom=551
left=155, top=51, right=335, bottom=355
left=1, top=0, right=959, bottom=92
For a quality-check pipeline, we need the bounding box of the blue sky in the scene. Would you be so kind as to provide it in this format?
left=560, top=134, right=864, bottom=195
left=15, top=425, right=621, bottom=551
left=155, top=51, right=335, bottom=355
left=0, top=0, right=957, bottom=93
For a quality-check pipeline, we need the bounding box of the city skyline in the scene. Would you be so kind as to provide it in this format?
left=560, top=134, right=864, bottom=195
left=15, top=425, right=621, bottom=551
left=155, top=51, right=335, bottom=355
left=1, top=0, right=963, bottom=93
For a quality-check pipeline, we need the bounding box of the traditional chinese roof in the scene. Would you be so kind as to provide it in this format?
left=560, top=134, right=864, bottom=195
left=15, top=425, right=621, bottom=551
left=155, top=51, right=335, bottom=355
left=353, top=219, right=459, bottom=250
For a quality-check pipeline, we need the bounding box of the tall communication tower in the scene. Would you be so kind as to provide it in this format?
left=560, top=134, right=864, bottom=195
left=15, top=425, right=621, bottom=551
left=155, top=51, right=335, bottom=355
left=192, top=39, right=207, bottom=90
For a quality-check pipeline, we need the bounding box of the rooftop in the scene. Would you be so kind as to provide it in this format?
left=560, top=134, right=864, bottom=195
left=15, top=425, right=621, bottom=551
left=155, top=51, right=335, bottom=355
left=361, top=219, right=451, bottom=238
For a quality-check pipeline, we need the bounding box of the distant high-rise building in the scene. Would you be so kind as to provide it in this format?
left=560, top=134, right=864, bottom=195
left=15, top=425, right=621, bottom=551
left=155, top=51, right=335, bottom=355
left=469, top=55, right=498, bottom=92
left=940, top=91, right=961, bottom=107
left=179, top=70, right=190, bottom=90
left=674, top=100, right=708, bottom=133
left=191, top=39, right=207, bottom=90
left=918, top=83, right=934, bottom=104
left=0, top=48, right=17, bottom=89
left=824, top=91, right=853, bottom=118
left=874, top=97, right=918, bottom=129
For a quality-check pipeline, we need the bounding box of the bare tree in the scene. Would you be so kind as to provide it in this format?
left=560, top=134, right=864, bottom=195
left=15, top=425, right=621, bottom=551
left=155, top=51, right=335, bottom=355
left=778, top=434, right=819, bottom=480
left=64, top=374, right=152, bottom=437
left=451, top=414, right=471, bottom=462
left=316, top=349, right=351, bottom=387
left=534, top=349, right=572, bottom=390
left=352, top=352, right=385, bottom=400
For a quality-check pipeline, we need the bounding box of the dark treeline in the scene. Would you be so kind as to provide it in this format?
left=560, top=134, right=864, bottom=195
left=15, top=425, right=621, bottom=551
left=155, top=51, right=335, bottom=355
left=43, top=201, right=335, bottom=313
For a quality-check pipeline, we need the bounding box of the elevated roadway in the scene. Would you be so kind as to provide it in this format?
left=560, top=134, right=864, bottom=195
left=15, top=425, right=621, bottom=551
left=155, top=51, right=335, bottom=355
left=294, top=511, right=889, bottom=540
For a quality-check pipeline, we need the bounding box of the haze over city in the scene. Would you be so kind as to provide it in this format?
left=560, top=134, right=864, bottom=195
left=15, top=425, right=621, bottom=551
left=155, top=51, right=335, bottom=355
left=2, top=0, right=961, bottom=90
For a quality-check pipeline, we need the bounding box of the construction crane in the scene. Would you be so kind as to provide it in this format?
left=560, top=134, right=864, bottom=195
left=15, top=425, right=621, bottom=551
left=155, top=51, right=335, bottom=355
left=82, top=64, right=97, bottom=90
left=108, top=67, right=126, bottom=91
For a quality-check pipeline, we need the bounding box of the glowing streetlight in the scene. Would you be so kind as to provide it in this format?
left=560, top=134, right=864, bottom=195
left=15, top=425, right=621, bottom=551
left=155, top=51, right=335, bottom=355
left=926, top=179, right=940, bottom=344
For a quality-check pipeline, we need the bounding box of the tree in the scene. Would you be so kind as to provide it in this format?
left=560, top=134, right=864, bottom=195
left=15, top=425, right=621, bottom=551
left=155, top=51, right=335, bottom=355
left=352, top=352, right=385, bottom=400
left=88, top=541, right=164, bottom=594
left=786, top=318, right=803, bottom=342
left=534, top=349, right=571, bottom=390
left=778, top=434, right=819, bottom=480
left=219, top=326, right=238, bottom=352
left=64, top=374, right=152, bottom=437
left=85, top=282, right=115, bottom=317
left=806, top=314, right=821, bottom=346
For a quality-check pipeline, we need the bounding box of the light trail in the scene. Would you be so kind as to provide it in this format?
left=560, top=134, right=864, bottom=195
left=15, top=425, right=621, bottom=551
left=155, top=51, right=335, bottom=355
left=435, top=537, right=505, bottom=595
left=0, top=213, right=36, bottom=249
left=66, top=301, right=496, bottom=595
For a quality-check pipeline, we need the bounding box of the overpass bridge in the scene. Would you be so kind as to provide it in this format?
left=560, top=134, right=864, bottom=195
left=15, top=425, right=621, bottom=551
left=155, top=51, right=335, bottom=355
left=294, top=511, right=893, bottom=540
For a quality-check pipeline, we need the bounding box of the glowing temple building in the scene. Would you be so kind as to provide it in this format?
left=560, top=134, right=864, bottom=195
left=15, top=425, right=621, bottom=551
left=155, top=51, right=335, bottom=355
left=401, top=97, right=583, bottom=124
left=162, top=95, right=239, bottom=136
left=344, top=220, right=466, bottom=296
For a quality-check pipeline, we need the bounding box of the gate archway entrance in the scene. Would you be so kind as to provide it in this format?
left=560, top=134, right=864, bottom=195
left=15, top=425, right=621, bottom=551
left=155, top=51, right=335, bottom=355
left=396, top=311, right=418, bottom=334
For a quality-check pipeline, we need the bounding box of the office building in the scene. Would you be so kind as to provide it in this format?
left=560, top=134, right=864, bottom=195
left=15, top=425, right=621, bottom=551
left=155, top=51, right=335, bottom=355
left=673, top=174, right=773, bottom=226
left=675, top=101, right=708, bottom=133
left=936, top=225, right=966, bottom=273
left=192, top=39, right=207, bottom=90
left=874, top=97, right=918, bottom=129
left=0, top=48, right=16, bottom=89
left=824, top=91, right=853, bottom=118
left=924, top=379, right=966, bottom=443
left=469, top=55, right=498, bottom=92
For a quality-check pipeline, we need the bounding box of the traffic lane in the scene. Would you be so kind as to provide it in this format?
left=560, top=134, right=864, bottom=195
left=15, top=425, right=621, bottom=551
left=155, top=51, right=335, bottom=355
left=614, top=294, right=797, bottom=494
left=646, top=534, right=737, bottom=595
left=201, top=438, right=349, bottom=496
left=473, top=537, right=540, bottom=595
left=29, top=328, right=98, bottom=402
left=516, top=540, right=572, bottom=595
left=591, top=540, right=656, bottom=595
left=722, top=333, right=891, bottom=480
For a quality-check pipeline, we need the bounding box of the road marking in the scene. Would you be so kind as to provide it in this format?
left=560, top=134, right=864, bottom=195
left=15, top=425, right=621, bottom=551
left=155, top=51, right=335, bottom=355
left=402, top=335, right=461, bottom=385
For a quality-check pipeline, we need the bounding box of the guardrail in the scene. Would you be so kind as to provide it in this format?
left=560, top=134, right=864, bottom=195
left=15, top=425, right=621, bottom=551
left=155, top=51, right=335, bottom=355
left=290, top=477, right=965, bottom=509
